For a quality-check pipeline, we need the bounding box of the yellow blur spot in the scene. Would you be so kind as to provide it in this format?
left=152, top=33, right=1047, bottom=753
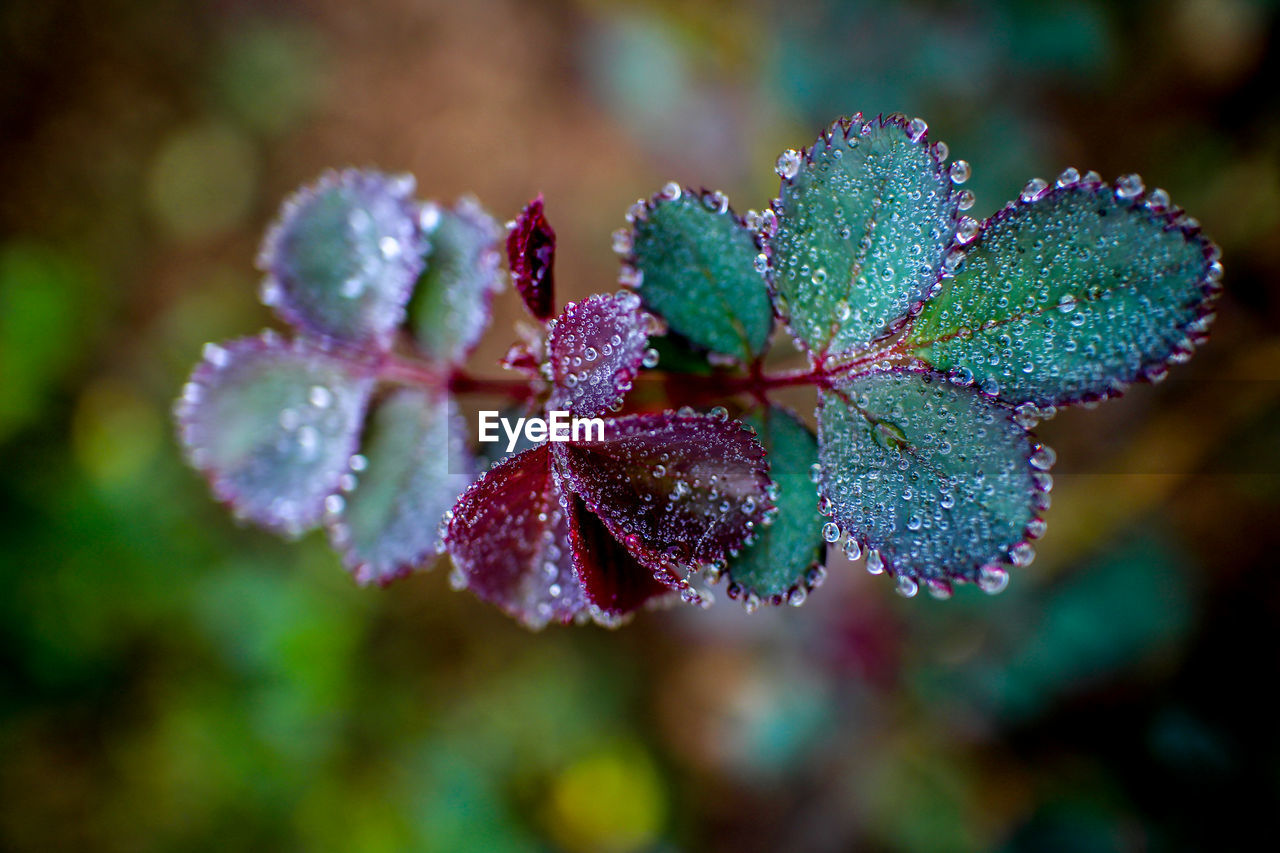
left=72, top=379, right=162, bottom=487
left=146, top=122, right=259, bottom=241
left=547, top=744, right=666, bottom=853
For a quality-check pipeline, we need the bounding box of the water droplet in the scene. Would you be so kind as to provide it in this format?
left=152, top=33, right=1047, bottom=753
left=1114, top=173, right=1144, bottom=201
left=611, top=228, right=632, bottom=255
left=775, top=149, right=802, bottom=180
left=978, top=564, right=1009, bottom=594
left=822, top=521, right=840, bottom=543
left=309, top=385, right=332, bottom=408
left=1021, top=178, right=1049, bottom=203
left=895, top=575, right=919, bottom=598
left=949, top=160, right=971, bottom=184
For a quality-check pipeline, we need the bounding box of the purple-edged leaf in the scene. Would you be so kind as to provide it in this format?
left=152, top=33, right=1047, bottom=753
left=443, top=445, right=586, bottom=629
left=767, top=114, right=958, bottom=356
left=908, top=175, right=1221, bottom=408
left=553, top=411, right=772, bottom=575
left=626, top=186, right=773, bottom=362
left=547, top=292, right=652, bottom=417
left=329, top=389, right=475, bottom=587
left=817, top=369, right=1043, bottom=593
left=407, top=198, right=503, bottom=365
left=176, top=335, right=372, bottom=536
left=566, top=492, right=674, bottom=620
left=507, top=195, right=556, bottom=320
left=258, top=169, right=423, bottom=348
left=725, top=406, right=825, bottom=604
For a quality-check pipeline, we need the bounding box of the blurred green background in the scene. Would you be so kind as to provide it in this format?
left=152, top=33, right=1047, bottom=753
left=3, top=0, right=1279, bottom=850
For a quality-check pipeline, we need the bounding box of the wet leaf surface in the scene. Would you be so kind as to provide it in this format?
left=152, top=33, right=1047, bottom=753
left=176, top=335, right=372, bottom=535
left=909, top=176, right=1219, bottom=407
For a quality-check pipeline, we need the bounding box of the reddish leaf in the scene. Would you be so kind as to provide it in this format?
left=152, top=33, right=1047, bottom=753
left=566, top=493, right=674, bottom=619
left=507, top=195, right=556, bottom=320
left=443, top=445, right=585, bottom=628
left=554, top=411, right=772, bottom=573
left=547, top=292, right=652, bottom=417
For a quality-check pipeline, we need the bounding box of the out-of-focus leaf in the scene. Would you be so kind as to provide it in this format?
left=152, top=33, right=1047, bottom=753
left=909, top=175, right=1220, bottom=407
left=175, top=335, right=372, bottom=535
left=408, top=198, right=503, bottom=365
left=443, top=445, right=585, bottom=628
left=547, top=292, right=653, bottom=417
left=726, top=406, right=824, bottom=602
left=627, top=186, right=772, bottom=362
left=553, top=411, right=772, bottom=577
left=329, top=389, right=475, bottom=587
left=817, top=368, right=1043, bottom=590
left=507, top=195, right=556, bottom=320
left=257, top=169, right=423, bottom=348
left=768, top=114, right=957, bottom=356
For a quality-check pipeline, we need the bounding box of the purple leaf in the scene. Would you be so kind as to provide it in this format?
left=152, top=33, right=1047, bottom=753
left=175, top=334, right=372, bottom=536
left=257, top=169, right=424, bottom=349
left=547, top=292, right=653, bottom=417
left=507, top=195, right=556, bottom=320
left=566, top=492, right=674, bottom=620
left=329, top=389, right=475, bottom=587
left=553, top=410, right=772, bottom=575
left=443, top=444, right=586, bottom=628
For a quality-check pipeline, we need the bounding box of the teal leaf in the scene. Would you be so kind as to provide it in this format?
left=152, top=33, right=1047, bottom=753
left=767, top=114, right=957, bottom=357
left=626, top=185, right=773, bottom=362
left=724, top=406, right=825, bottom=605
left=328, top=388, right=475, bottom=586
left=816, top=369, right=1046, bottom=594
left=176, top=334, right=373, bottom=536
left=907, top=174, right=1221, bottom=408
left=408, top=198, right=503, bottom=365
left=257, top=169, right=424, bottom=348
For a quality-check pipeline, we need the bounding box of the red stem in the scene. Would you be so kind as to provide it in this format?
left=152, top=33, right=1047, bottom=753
left=369, top=341, right=912, bottom=408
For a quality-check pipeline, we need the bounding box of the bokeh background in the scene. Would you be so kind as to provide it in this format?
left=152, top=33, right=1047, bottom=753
left=3, top=0, right=1279, bottom=850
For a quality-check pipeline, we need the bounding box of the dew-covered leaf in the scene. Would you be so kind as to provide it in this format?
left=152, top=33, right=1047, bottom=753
left=554, top=411, right=772, bottom=576
left=566, top=492, right=674, bottom=620
left=407, top=198, right=503, bottom=365
left=547, top=292, right=652, bottom=417
left=443, top=445, right=586, bottom=628
left=725, top=406, right=825, bottom=603
left=907, top=176, right=1221, bottom=407
left=329, top=389, right=475, bottom=587
left=176, top=335, right=372, bottom=536
left=626, top=186, right=773, bottom=362
left=767, top=114, right=957, bottom=356
left=507, top=195, right=556, bottom=320
left=817, top=369, right=1044, bottom=592
left=258, top=169, right=423, bottom=348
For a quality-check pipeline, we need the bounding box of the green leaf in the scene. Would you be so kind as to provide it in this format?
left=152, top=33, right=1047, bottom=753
left=646, top=334, right=714, bottom=376
left=408, top=199, right=503, bottom=365
left=724, top=406, right=825, bottom=604
left=628, top=186, right=773, bottom=362
left=907, top=176, right=1220, bottom=407
left=329, top=388, right=475, bottom=586
left=816, top=369, right=1045, bottom=593
left=176, top=335, right=373, bottom=536
left=768, top=115, right=957, bottom=357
